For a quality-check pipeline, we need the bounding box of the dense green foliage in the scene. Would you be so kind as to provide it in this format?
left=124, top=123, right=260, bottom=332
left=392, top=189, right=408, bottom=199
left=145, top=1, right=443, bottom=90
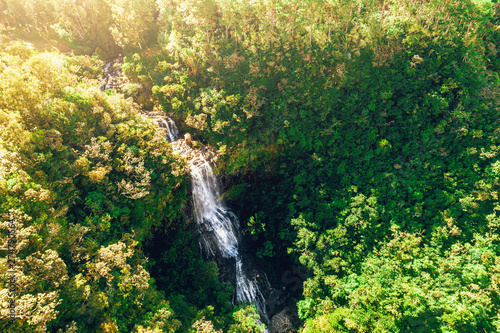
left=0, top=42, right=189, bottom=332
left=3, top=0, right=500, bottom=332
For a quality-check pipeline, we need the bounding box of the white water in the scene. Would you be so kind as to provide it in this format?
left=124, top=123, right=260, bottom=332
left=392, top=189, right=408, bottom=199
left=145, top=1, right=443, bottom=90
left=100, top=59, right=123, bottom=91
left=153, top=116, right=268, bottom=328
left=153, top=116, right=179, bottom=143
left=235, top=257, right=267, bottom=319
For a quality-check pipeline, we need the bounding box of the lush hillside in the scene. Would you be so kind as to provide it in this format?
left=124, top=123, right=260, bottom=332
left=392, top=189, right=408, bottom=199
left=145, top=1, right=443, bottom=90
left=2, top=0, right=500, bottom=332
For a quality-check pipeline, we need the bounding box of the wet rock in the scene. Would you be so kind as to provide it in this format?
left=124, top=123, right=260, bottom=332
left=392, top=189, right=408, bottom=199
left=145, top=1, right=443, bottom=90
left=270, top=308, right=296, bottom=333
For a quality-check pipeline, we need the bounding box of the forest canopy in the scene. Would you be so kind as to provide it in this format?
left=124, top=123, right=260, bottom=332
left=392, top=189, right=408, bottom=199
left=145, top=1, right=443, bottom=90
left=2, top=0, right=500, bottom=332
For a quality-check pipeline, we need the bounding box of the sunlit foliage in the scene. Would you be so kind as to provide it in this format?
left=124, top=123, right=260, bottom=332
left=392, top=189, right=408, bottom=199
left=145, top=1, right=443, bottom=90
left=2, top=0, right=500, bottom=332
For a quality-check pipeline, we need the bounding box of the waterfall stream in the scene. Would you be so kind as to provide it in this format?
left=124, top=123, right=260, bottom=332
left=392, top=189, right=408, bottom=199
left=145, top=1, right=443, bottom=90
left=153, top=115, right=269, bottom=329
left=99, top=58, right=122, bottom=91
left=101, top=59, right=271, bottom=330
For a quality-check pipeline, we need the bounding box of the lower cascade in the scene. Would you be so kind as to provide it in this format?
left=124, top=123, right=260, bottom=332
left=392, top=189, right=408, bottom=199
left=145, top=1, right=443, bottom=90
left=153, top=114, right=270, bottom=329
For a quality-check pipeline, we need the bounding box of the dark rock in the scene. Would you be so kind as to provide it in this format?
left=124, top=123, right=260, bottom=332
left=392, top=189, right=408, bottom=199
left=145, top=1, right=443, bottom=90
left=270, top=308, right=296, bottom=333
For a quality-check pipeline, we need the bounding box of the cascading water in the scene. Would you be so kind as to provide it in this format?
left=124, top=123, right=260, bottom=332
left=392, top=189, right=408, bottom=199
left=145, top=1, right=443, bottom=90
left=99, top=59, right=271, bottom=330
left=100, top=58, right=123, bottom=91
left=153, top=115, right=269, bottom=328
left=153, top=116, right=179, bottom=143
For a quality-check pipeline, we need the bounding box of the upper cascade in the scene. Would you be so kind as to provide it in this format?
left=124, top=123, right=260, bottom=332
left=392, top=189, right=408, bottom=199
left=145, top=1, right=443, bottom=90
left=100, top=58, right=123, bottom=91
left=152, top=115, right=179, bottom=142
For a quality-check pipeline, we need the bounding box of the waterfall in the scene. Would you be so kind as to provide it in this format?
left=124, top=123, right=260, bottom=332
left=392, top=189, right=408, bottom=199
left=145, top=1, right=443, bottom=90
left=153, top=116, right=179, bottom=143
left=153, top=116, right=269, bottom=329
left=99, top=59, right=271, bottom=329
left=236, top=257, right=267, bottom=317
left=100, top=58, right=123, bottom=91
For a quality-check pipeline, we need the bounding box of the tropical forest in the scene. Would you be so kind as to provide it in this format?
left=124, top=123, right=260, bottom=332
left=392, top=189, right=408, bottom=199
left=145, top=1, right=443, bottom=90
left=1, top=0, right=500, bottom=332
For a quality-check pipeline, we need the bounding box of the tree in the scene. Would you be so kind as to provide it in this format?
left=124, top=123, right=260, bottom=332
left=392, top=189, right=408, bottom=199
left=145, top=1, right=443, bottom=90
left=107, top=0, right=159, bottom=50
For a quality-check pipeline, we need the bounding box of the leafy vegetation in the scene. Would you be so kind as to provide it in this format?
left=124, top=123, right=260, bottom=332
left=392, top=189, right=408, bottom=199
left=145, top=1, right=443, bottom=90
left=2, top=0, right=500, bottom=332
